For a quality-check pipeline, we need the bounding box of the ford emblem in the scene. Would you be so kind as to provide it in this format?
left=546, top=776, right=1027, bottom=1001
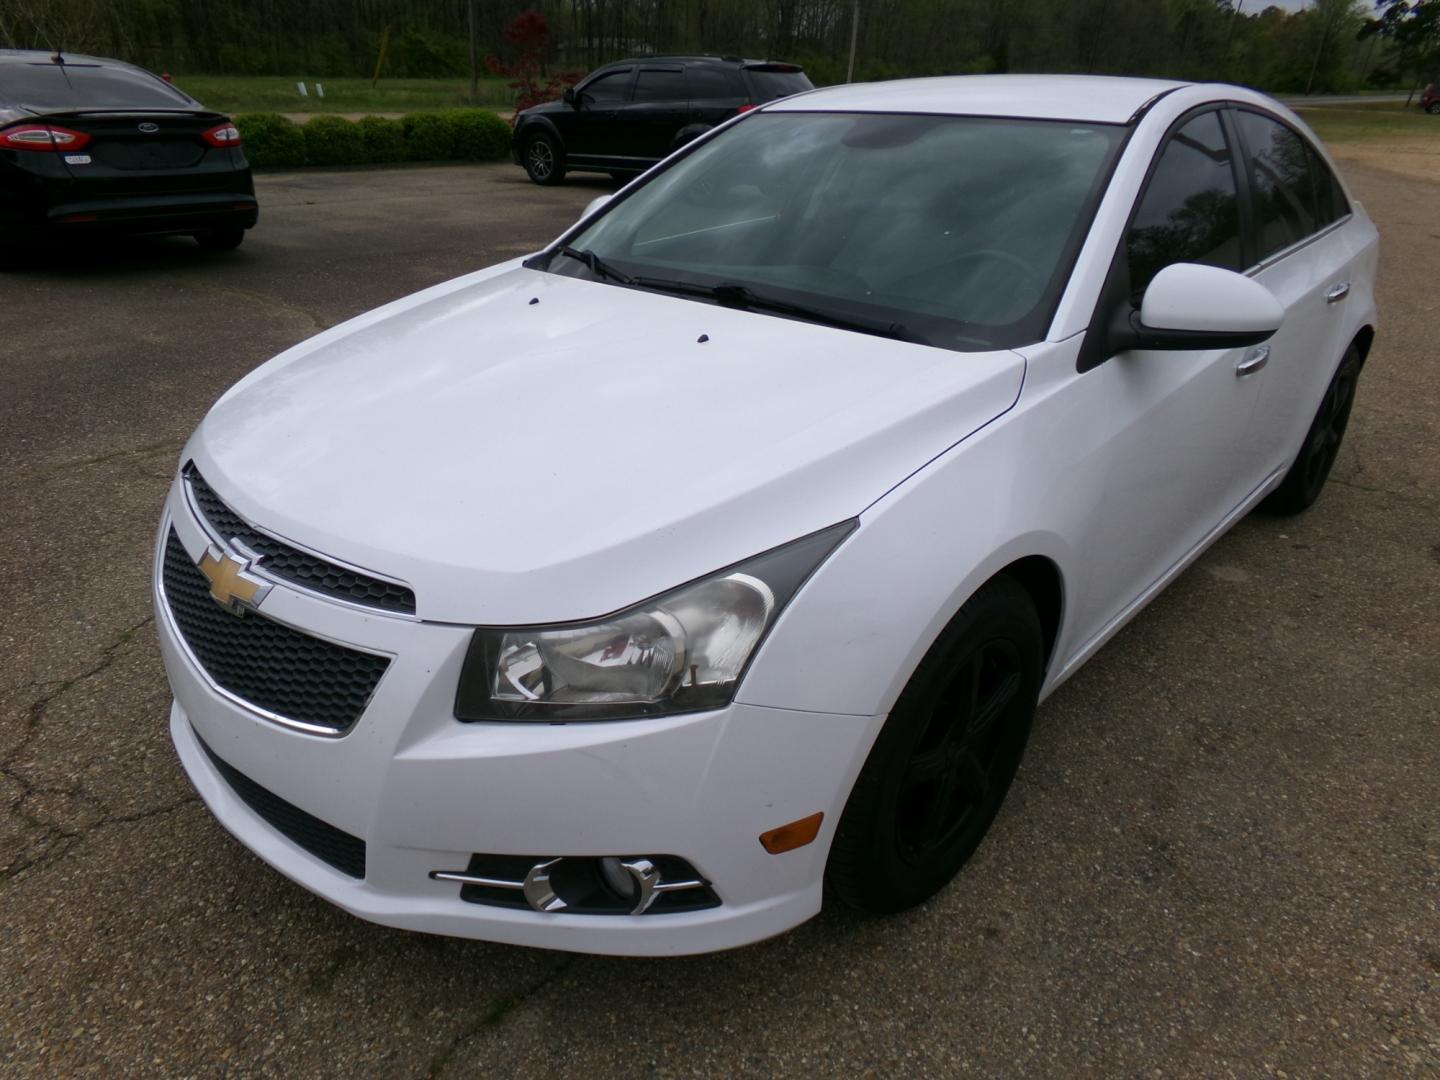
left=138, top=121, right=159, bottom=133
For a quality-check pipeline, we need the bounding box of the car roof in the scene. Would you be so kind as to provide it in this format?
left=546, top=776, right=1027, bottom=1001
left=0, top=48, right=131, bottom=68
left=604, top=55, right=799, bottom=69
left=767, top=74, right=1191, bottom=125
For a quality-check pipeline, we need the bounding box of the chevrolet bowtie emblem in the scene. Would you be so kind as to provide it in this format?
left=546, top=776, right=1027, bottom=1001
left=198, top=544, right=271, bottom=615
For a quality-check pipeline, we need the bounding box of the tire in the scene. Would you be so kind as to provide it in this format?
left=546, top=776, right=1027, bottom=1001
left=195, top=228, right=245, bottom=252
left=1259, top=342, right=1362, bottom=515
left=1425, top=102, right=1440, bottom=115
left=827, top=575, right=1044, bottom=914
left=523, top=132, right=566, bottom=186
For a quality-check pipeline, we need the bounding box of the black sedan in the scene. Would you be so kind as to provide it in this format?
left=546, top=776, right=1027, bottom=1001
left=0, top=49, right=256, bottom=264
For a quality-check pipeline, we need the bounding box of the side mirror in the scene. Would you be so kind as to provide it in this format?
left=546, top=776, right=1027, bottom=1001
left=1126, top=263, right=1283, bottom=351
left=579, top=193, right=611, bottom=223
left=563, top=87, right=577, bottom=107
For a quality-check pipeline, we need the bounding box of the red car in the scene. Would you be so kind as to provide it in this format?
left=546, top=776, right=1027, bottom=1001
left=1422, top=83, right=1439, bottom=114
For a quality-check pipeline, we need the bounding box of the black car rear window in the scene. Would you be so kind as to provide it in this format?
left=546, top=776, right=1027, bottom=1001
left=743, top=69, right=812, bottom=103
left=0, top=62, right=195, bottom=110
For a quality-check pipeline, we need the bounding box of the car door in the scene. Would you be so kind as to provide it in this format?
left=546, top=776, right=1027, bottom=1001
left=1230, top=108, right=1364, bottom=476
left=1072, top=109, right=1267, bottom=633
left=614, top=66, right=689, bottom=162
left=565, top=66, right=634, bottom=160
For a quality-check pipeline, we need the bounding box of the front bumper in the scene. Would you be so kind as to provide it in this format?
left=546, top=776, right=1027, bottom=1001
left=156, top=482, right=880, bottom=956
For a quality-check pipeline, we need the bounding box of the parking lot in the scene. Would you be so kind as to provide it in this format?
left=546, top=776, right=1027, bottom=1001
left=1, top=159, right=1436, bottom=1077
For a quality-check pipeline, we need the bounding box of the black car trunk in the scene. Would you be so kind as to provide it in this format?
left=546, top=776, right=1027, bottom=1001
left=43, top=111, right=233, bottom=189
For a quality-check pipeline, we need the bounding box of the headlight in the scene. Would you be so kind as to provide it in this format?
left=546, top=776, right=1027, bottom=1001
left=454, top=522, right=854, bottom=722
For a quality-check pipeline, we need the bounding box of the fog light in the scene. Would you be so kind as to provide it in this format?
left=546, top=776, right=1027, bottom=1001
left=599, top=856, right=638, bottom=902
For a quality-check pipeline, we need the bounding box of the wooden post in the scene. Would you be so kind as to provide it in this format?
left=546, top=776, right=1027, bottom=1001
left=468, top=0, right=479, bottom=105
left=846, top=0, right=859, bottom=83
left=372, top=26, right=390, bottom=89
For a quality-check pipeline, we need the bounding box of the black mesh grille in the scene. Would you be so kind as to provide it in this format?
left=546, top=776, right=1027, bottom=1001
left=195, top=729, right=366, bottom=878
left=163, top=529, right=390, bottom=733
left=183, top=464, right=416, bottom=615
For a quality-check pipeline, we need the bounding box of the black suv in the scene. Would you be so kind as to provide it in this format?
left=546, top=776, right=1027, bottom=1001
left=0, top=49, right=256, bottom=262
left=512, top=56, right=812, bottom=185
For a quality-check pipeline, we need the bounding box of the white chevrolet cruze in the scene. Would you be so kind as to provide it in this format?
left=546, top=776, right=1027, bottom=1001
left=156, top=76, right=1378, bottom=955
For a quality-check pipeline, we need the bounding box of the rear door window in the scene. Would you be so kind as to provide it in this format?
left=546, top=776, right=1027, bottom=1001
left=1126, top=110, right=1243, bottom=295
left=0, top=63, right=195, bottom=110
left=632, top=68, right=686, bottom=103
left=1234, top=110, right=1329, bottom=260
left=686, top=66, right=745, bottom=100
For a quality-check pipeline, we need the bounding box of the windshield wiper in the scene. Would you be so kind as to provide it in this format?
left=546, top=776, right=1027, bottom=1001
left=631, top=276, right=925, bottom=345
left=553, top=244, right=634, bottom=285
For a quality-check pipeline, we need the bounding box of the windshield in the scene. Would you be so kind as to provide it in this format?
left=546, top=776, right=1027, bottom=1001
left=557, top=112, right=1125, bottom=351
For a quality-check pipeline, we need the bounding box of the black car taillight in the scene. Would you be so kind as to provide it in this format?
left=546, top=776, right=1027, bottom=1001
left=0, top=124, right=92, bottom=152
left=202, top=123, right=242, bottom=147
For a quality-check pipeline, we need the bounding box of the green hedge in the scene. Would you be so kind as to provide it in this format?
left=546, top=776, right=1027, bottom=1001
left=233, top=109, right=512, bottom=169
left=234, top=112, right=306, bottom=168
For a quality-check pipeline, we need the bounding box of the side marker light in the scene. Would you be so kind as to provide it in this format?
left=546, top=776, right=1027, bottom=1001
left=759, top=811, right=824, bottom=854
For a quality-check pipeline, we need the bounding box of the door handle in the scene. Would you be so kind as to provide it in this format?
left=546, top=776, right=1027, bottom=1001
left=1236, top=345, right=1270, bottom=377
left=1326, top=281, right=1351, bottom=303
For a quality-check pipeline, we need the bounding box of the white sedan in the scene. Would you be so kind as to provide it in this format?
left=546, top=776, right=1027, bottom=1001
left=154, top=75, right=1377, bottom=956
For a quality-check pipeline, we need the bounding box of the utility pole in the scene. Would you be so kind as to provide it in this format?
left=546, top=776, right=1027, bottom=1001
left=1305, top=7, right=1332, bottom=95
left=846, top=0, right=859, bottom=83
left=468, top=0, right=479, bottom=105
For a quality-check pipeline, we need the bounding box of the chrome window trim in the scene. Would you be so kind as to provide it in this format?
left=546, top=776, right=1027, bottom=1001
left=157, top=513, right=395, bottom=739
left=181, top=471, right=420, bottom=623
left=1244, top=212, right=1352, bottom=277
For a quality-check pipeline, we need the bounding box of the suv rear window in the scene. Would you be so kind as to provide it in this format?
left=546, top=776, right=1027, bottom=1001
left=0, top=62, right=195, bottom=110
left=743, top=68, right=812, bottom=103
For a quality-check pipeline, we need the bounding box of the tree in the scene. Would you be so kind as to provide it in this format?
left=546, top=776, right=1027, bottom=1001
left=486, top=10, right=585, bottom=119
left=1367, top=0, right=1440, bottom=100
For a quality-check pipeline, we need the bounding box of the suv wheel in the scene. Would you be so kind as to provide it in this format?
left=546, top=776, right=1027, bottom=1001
left=1426, top=102, right=1440, bottom=115
left=523, top=132, right=566, bottom=185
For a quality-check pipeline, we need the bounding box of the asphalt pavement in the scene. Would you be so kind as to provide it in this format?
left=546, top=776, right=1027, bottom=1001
left=1, top=160, right=1435, bottom=1077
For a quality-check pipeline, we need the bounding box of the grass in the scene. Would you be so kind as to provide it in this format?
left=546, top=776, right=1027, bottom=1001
left=170, top=75, right=517, bottom=114
left=1292, top=101, right=1438, bottom=143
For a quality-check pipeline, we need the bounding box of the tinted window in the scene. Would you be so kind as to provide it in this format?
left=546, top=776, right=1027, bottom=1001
left=1127, top=111, right=1242, bottom=294
left=743, top=69, right=812, bottom=102
left=0, top=62, right=195, bottom=109
left=633, top=68, right=686, bottom=102
left=566, top=113, right=1126, bottom=352
left=1235, top=111, right=1321, bottom=259
left=1306, top=142, right=1349, bottom=227
left=686, top=66, right=744, bottom=99
left=582, top=69, right=632, bottom=104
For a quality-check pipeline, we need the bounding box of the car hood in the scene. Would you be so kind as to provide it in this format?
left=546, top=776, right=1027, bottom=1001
left=189, top=264, right=1025, bottom=623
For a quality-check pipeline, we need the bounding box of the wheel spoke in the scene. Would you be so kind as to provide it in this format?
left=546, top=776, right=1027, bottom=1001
left=954, top=748, right=991, bottom=802
left=903, top=747, right=950, bottom=787
left=969, top=666, right=1020, bottom=739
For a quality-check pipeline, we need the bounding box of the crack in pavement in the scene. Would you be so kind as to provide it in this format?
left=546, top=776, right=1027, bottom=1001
left=1, top=439, right=186, bottom=486
left=0, top=794, right=197, bottom=884
left=165, top=274, right=331, bottom=335
left=0, top=614, right=183, bottom=886
left=1329, top=475, right=1435, bottom=504
left=421, top=955, right=581, bottom=1079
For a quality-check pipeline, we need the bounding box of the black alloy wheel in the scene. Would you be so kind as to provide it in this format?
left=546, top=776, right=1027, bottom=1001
left=827, top=576, right=1043, bottom=914
left=524, top=132, right=566, bottom=186
left=1261, top=343, right=1362, bottom=515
